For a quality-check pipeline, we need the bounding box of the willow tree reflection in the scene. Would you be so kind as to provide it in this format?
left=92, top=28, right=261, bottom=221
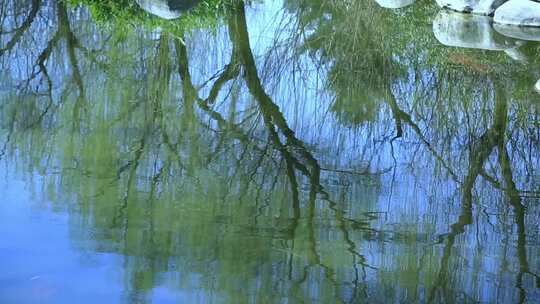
left=2, top=1, right=378, bottom=302
left=286, top=0, right=540, bottom=302
left=1, top=0, right=540, bottom=303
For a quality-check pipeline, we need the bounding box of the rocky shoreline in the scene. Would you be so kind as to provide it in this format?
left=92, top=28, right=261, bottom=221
left=135, top=0, right=540, bottom=93
left=375, top=0, right=540, bottom=93
left=379, top=0, right=540, bottom=29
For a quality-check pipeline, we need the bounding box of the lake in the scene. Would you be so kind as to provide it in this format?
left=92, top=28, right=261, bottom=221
left=1, top=0, right=539, bottom=303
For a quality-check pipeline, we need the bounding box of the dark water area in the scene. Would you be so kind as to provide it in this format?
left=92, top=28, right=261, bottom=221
left=1, top=0, right=540, bottom=303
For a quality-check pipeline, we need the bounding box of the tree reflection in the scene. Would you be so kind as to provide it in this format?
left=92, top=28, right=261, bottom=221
left=0, top=0, right=539, bottom=303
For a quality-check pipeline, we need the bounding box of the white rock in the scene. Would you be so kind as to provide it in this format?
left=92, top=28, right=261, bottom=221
left=433, top=10, right=523, bottom=51
left=375, top=0, right=416, bottom=9
left=135, top=0, right=200, bottom=20
left=494, top=0, right=540, bottom=27
left=534, top=79, right=540, bottom=94
left=136, top=0, right=181, bottom=19
left=494, top=24, right=540, bottom=41
left=435, top=0, right=507, bottom=15
left=503, top=47, right=529, bottom=61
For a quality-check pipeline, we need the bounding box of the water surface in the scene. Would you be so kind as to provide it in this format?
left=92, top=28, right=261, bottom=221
left=1, top=0, right=540, bottom=303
